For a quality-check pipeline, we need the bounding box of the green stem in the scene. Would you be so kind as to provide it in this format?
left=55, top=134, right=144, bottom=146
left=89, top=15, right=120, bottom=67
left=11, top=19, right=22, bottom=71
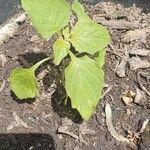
left=64, top=96, right=68, bottom=105
left=31, top=57, right=50, bottom=72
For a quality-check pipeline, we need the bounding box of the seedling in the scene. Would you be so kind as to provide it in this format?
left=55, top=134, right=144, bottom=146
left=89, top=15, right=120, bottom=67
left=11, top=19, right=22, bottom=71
left=10, top=0, right=110, bottom=120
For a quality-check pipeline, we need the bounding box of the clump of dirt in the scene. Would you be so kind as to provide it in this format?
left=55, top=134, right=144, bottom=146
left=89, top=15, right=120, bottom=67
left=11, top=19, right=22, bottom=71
left=0, top=1, right=149, bottom=150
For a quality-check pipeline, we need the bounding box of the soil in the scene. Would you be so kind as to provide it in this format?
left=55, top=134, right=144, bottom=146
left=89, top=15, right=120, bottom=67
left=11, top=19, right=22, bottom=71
left=0, top=1, right=150, bottom=150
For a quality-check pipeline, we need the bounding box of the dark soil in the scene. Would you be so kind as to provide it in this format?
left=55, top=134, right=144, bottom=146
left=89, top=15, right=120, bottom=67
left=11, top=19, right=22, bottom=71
left=0, top=1, right=150, bottom=150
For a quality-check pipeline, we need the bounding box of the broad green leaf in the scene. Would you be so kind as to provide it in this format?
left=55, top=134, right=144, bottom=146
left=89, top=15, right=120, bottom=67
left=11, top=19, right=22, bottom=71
left=65, top=55, right=104, bottom=120
left=10, top=68, right=38, bottom=99
left=10, top=58, right=50, bottom=99
left=22, top=0, right=71, bottom=39
left=72, top=0, right=89, bottom=20
left=69, top=0, right=110, bottom=55
left=53, top=38, right=70, bottom=65
left=96, top=49, right=106, bottom=68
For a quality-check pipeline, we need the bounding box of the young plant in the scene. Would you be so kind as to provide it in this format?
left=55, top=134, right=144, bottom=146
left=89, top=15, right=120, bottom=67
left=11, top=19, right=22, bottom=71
left=10, top=0, right=110, bottom=120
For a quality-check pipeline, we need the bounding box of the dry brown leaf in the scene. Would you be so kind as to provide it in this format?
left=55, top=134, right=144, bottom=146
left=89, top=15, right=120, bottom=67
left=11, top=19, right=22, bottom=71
left=122, top=90, right=135, bottom=106
left=127, top=130, right=141, bottom=145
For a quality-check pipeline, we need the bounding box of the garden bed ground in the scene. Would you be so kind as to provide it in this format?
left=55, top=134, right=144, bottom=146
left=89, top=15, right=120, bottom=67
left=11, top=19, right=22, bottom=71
left=0, top=1, right=150, bottom=150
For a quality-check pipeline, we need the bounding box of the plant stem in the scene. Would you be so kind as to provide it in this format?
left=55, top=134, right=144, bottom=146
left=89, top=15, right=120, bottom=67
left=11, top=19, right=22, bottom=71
left=31, top=57, right=51, bottom=72
left=64, top=97, right=68, bottom=105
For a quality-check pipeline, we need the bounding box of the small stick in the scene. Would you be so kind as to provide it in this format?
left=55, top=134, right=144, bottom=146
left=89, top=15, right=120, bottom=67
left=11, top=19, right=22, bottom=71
left=108, top=44, right=122, bottom=58
left=101, top=85, right=113, bottom=99
left=140, top=119, right=149, bottom=133
left=0, top=80, right=6, bottom=92
left=105, top=103, right=137, bottom=148
left=137, top=71, right=150, bottom=96
left=106, top=49, right=122, bottom=58
left=58, top=129, right=88, bottom=146
left=13, top=112, right=32, bottom=129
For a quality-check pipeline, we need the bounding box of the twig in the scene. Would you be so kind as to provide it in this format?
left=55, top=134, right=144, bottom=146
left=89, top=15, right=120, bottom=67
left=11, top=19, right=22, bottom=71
left=140, top=71, right=150, bottom=80
left=137, top=71, right=150, bottom=96
left=107, top=44, right=122, bottom=58
left=58, top=128, right=88, bottom=146
left=140, top=119, right=149, bottom=133
left=105, top=103, right=137, bottom=148
left=0, top=80, right=6, bottom=92
left=0, top=54, right=7, bottom=67
left=101, top=85, right=113, bottom=99
left=13, top=112, right=32, bottom=129
left=106, top=49, right=122, bottom=58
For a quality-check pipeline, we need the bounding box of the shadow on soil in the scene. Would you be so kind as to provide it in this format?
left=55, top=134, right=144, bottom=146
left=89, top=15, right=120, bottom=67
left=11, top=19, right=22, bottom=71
left=0, top=133, right=55, bottom=150
left=18, top=52, right=49, bottom=68
left=51, top=86, right=83, bottom=124
left=11, top=91, right=36, bottom=104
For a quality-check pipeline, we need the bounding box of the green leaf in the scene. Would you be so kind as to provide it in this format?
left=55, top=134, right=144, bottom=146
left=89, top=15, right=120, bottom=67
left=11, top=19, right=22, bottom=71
left=72, top=0, right=89, bottom=20
left=10, top=58, right=50, bottom=99
left=65, top=55, right=104, bottom=120
left=10, top=68, right=38, bottom=99
left=53, top=38, right=70, bottom=65
left=22, top=0, right=71, bottom=39
left=96, top=49, right=106, bottom=68
left=69, top=0, right=110, bottom=55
